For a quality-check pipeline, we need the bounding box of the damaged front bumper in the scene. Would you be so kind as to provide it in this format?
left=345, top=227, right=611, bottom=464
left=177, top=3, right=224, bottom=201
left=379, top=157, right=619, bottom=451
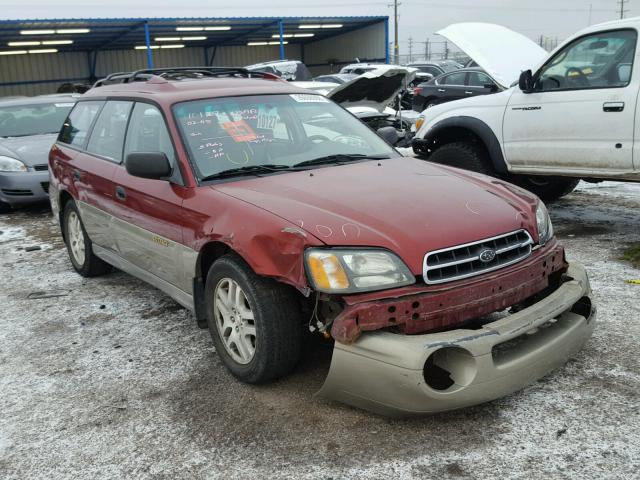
left=317, top=262, right=595, bottom=416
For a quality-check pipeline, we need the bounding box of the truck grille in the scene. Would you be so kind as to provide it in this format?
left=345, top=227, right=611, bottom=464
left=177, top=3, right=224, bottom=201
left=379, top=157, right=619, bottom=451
left=423, top=230, right=533, bottom=284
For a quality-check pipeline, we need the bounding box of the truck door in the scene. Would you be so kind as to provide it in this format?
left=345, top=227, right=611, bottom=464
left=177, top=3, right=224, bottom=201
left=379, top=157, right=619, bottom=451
left=503, top=28, right=638, bottom=175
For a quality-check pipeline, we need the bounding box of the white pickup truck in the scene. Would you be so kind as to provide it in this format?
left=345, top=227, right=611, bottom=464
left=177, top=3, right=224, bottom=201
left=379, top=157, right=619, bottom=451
left=412, top=19, right=640, bottom=201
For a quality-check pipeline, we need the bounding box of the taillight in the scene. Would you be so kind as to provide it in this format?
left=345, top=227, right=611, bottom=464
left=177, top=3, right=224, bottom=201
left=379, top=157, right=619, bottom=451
left=414, top=87, right=423, bottom=96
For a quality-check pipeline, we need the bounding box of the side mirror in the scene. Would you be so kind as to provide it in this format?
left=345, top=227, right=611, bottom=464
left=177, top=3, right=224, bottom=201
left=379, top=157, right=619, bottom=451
left=377, top=126, right=400, bottom=146
left=125, top=152, right=172, bottom=180
left=518, top=69, right=534, bottom=93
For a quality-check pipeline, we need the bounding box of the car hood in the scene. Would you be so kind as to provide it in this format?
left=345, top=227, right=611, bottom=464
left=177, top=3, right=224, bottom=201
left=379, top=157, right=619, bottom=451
left=213, top=157, right=539, bottom=275
left=437, top=23, right=548, bottom=88
left=326, top=66, right=417, bottom=112
left=0, top=133, right=57, bottom=167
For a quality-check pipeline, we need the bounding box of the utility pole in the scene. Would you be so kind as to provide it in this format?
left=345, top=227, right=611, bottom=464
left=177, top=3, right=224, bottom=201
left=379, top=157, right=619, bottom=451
left=389, top=0, right=401, bottom=63
left=425, top=38, right=429, bottom=61
left=408, top=36, right=413, bottom=63
left=618, top=0, right=629, bottom=19
left=444, top=40, right=449, bottom=60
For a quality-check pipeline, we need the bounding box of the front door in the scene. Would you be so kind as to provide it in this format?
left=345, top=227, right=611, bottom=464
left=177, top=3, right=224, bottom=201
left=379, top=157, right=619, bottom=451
left=503, top=28, right=638, bottom=175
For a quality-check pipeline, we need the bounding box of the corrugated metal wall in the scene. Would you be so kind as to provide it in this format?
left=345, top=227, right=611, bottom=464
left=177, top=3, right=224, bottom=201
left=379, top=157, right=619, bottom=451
left=0, top=21, right=385, bottom=97
left=305, top=23, right=386, bottom=75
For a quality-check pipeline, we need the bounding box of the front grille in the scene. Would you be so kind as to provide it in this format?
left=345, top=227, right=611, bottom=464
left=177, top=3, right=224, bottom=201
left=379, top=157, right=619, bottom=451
left=40, top=182, right=49, bottom=194
left=33, top=164, right=49, bottom=171
left=1, top=188, right=33, bottom=197
left=423, top=230, right=533, bottom=284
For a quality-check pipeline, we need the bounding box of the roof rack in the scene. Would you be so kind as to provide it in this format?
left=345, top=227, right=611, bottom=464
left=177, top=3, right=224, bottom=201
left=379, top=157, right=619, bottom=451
left=92, top=67, right=280, bottom=88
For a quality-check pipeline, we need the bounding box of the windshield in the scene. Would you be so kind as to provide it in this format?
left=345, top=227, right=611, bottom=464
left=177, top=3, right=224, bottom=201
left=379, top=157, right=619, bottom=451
left=0, top=102, right=75, bottom=137
left=173, top=94, right=397, bottom=179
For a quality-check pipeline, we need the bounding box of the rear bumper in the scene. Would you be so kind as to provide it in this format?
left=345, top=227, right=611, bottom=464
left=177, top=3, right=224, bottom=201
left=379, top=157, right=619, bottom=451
left=0, top=171, right=50, bottom=206
left=318, top=262, right=595, bottom=416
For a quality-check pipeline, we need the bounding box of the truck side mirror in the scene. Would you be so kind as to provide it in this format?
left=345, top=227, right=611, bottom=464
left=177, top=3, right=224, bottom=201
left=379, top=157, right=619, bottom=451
left=125, top=152, right=172, bottom=180
left=519, top=70, right=534, bottom=93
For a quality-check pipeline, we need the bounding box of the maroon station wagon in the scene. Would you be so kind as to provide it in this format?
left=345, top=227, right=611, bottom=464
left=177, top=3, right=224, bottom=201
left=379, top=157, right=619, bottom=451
left=49, top=67, right=595, bottom=416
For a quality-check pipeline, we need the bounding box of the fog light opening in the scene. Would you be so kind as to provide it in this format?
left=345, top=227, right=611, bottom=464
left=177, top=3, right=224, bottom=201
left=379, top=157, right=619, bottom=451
left=570, top=296, right=592, bottom=319
left=423, top=347, right=477, bottom=392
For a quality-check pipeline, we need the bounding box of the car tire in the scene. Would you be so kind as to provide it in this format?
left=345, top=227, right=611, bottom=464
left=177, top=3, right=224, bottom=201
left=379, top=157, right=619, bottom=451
left=63, top=200, right=112, bottom=277
left=511, top=176, right=580, bottom=202
left=428, top=141, right=493, bottom=175
left=0, top=201, right=11, bottom=214
left=205, top=254, right=303, bottom=384
left=425, top=100, right=437, bottom=109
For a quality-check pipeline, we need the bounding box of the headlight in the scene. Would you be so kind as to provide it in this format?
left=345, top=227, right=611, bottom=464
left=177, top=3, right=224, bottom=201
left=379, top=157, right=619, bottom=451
left=0, top=156, right=27, bottom=172
left=305, top=248, right=415, bottom=293
left=535, top=202, right=554, bottom=245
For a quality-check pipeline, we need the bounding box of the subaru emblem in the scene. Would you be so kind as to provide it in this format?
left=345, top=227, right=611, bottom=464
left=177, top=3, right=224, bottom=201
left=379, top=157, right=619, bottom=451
left=479, top=248, right=496, bottom=263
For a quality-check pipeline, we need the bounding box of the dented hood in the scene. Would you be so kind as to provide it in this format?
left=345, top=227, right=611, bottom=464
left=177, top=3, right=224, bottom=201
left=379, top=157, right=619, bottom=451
left=326, top=66, right=417, bottom=112
left=437, top=23, right=547, bottom=88
left=213, top=157, right=539, bottom=275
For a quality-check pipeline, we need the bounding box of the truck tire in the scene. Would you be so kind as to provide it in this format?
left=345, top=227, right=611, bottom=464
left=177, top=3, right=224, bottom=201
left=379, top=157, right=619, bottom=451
left=63, top=200, right=112, bottom=277
left=205, top=254, right=303, bottom=384
left=428, top=141, right=493, bottom=175
left=512, top=176, right=580, bottom=202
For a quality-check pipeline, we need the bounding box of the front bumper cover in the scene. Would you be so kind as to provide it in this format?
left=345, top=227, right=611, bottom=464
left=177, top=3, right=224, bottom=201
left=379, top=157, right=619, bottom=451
left=317, top=262, right=595, bottom=417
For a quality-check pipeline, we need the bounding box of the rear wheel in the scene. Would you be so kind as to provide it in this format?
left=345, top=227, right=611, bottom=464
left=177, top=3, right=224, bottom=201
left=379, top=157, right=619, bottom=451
left=205, top=254, right=303, bottom=384
left=63, top=201, right=111, bottom=277
left=511, top=176, right=579, bottom=202
left=428, top=141, right=493, bottom=175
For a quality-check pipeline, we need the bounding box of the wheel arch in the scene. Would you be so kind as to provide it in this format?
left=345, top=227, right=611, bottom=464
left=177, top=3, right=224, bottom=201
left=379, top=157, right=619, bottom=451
left=416, top=116, right=508, bottom=174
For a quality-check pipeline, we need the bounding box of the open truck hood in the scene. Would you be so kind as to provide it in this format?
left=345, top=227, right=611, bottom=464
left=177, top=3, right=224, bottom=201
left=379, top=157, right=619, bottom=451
left=437, top=23, right=548, bottom=88
left=326, top=65, right=417, bottom=112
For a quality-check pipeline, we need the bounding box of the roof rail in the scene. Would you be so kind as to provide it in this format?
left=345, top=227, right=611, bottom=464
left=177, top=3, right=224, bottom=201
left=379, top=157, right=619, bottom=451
left=92, top=66, right=280, bottom=88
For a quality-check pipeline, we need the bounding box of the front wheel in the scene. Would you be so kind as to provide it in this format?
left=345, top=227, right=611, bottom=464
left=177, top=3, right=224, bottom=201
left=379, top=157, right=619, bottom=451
left=511, top=176, right=579, bottom=202
left=428, top=141, right=493, bottom=175
left=205, top=254, right=302, bottom=384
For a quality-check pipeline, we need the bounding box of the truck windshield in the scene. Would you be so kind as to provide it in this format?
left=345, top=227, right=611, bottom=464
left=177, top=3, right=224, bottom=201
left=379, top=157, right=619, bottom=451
left=0, top=102, right=75, bottom=137
left=173, top=94, right=397, bottom=180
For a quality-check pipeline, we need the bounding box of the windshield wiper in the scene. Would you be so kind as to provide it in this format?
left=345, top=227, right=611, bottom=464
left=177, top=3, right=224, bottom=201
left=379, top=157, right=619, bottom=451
left=293, top=153, right=390, bottom=168
left=200, top=164, right=294, bottom=181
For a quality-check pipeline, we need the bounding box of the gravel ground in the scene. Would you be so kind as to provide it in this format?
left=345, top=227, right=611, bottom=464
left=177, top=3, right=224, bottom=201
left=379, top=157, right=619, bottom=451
left=1, top=181, right=639, bottom=479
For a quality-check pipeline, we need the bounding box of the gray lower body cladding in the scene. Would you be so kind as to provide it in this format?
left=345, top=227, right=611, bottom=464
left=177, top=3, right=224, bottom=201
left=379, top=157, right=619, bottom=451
left=318, top=262, right=595, bottom=416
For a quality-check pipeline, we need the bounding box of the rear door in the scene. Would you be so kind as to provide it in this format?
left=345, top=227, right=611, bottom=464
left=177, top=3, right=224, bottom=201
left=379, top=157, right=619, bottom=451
left=503, top=28, right=638, bottom=175
left=436, top=71, right=469, bottom=104
left=111, top=102, right=190, bottom=291
left=56, top=100, right=121, bottom=251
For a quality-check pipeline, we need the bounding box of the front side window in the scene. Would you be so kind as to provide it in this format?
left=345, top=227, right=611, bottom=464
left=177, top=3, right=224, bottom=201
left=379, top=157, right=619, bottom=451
left=440, top=72, right=466, bottom=86
left=0, top=101, right=75, bottom=138
left=86, top=101, right=133, bottom=162
left=173, top=94, right=397, bottom=180
left=59, top=101, right=103, bottom=147
left=467, top=71, right=493, bottom=87
left=536, top=29, right=637, bottom=91
left=124, top=103, right=175, bottom=165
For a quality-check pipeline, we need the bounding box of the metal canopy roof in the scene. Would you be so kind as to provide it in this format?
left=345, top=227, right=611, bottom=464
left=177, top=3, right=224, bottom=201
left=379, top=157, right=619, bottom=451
left=0, top=16, right=387, bottom=53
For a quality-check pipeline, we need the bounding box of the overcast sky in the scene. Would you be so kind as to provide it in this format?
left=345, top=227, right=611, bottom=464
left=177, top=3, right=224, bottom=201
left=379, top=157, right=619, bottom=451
left=1, top=0, right=634, bottom=53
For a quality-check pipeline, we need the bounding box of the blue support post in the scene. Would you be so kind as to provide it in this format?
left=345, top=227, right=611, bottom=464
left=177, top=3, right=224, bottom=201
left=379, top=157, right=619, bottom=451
left=144, top=21, right=153, bottom=69
left=384, top=18, right=390, bottom=64
left=278, top=19, right=285, bottom=60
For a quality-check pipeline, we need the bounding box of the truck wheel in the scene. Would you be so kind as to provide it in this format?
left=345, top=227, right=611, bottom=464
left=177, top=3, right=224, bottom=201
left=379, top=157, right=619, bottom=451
left=428, top=142, right=493, bottom=175
left=63, top=201, right=111, bottom=277
left=205, top=254, right=302, bottom=384
left=512, top=176, right=579, bottom=202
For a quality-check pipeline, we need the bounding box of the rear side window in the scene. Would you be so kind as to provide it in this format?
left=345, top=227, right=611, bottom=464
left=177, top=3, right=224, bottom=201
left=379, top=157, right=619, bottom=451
left=440, top=72, right=466, bottom=86
left=86, top=101, right=133, bottom=162
left=59, top=101, right=103, bottom=147
left=124, top=103, right=175, bottom=165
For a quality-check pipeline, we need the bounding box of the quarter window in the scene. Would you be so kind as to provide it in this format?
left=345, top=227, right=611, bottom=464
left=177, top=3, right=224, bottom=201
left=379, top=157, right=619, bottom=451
left=536, top=29, right=637, bottom=91
left=59, top=101, right=103, bottom=147
left=124, top=103, right=175, bottom=165
left=86, top=101, right=133, bottom=162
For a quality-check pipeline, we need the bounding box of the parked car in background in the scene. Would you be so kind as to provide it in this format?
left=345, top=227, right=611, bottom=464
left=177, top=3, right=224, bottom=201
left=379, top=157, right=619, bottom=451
left=50, top=67, right=595, bottom=416
left=244, top=59, right=313, bottom=81
left=313, top=73, right=359, bottom=84
left=338, top=62, right=387, bottom=74
left=0, top=95, right=77, bottom=212
left=413, top=20, right=639, bottom=201
left=406, top=60, right=463, bottom=78
left=412, top=67, right=501, bottom=112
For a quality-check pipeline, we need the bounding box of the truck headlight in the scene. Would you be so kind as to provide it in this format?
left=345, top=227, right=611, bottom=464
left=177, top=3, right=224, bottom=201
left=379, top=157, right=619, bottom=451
left=0, top=156, right=27, bottom=172
left=305, top=248, right=415, bottom=293
left=536, top=202, right=554, bottom=245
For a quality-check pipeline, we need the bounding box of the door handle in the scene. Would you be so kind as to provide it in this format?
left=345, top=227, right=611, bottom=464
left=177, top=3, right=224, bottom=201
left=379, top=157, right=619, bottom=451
left=603, top=102, right=624, bottom=112
left=115, top=186, right=127, bottom=201
left=464, top=91, right=473, bottom=95
left=437, top=88, right=446, bottom=93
